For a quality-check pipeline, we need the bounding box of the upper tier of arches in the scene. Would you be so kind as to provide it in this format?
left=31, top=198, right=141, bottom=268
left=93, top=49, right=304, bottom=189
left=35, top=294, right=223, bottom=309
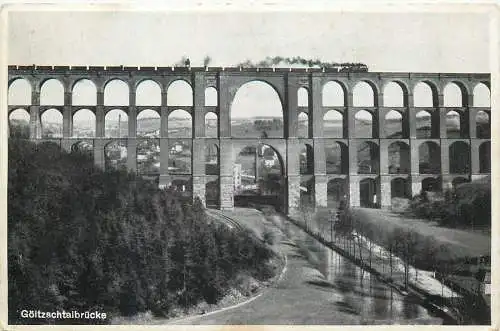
left=8, top=72, right=490, bottom=109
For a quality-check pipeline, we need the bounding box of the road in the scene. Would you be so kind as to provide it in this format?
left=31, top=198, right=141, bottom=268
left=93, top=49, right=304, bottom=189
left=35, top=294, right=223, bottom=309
left=170, top=212, right=441, bottom=325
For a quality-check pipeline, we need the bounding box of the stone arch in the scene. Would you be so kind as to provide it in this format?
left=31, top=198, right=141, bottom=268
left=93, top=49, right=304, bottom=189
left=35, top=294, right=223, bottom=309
left=476, top=111, right=490, bottom=139
left=137, top=109, right=160, bottom=138
left=479, top=141, right=491, bottom=173
left=298, top=112, right=309, bottom=138
left=230, top=81, right=283, bottom=138
left=452, top=177, right=469, bottom=188
left=413, top=81, right=437, bottom=107
left=72, top=108, right=96, bottom=137
left=388, top=142, right=410, bottom=174
left=299, top=144, right=314, bottom=175
left=104, top=79, right=129, bottom=106
left=446, top=110, right=462, bottom=138
left=298, top=87, right=309, bottom=107
left=325, top=141, right=348, bottom=174
left=416, top=110, right=433, bottom=139
left=353, top=81, right=376, bottom=107
left=40, top=108, right=63, bottom=138
left=449, top=141, right=470, bottom=174
left=205, top=112, right=218, bottom=138
left=391, top=177, right=410, bottom=198
left=104, top=140, right=128, bottom=171
left=8, top=108, right=30, bottom=138
left=205, top=179, right=220, bottom=208
left=167, top=80, right=193, bottom=106
left=385, top=110, right=403, bottom=138
left=354, top=110, right=374, bottom=138
left=357, top=141, right=379, bottom=174
left=422, top=177, right=441, bottom=192
left=105, top=109, right=128, bottom=138
left=71, top=141, right=93, bottom=156
left=360, top=178, right=378, bottom=208
left=40, top=79, right=64, bottom=105
left=473, top=82, right=490, bottom=107
left=322, top=81, right=345, bottom=106
left=168, top=109, right=192, bottom=138
left=205, top=86, right=218, bottom=106
left=234, top=143, right=285, bottom=210
left=323, top=110, right=343, bottom=138
left=72, top=79, right=97, bottom=105
left=136, top=138, right=160, bottom=174
left=169, top=140, right=192, bottom=174
left=136, top=80, right=162, bottom=106
left=443, top=82, right=466, bottom=107
left=418, top=141, right=441, bottom=174
left=327, top=178, right=348, bottom=208
left=205, top=144, right=219, bottom=175
left=8, top=78, right=32, bottom=105
left=383, top=81, right=406, bottom=107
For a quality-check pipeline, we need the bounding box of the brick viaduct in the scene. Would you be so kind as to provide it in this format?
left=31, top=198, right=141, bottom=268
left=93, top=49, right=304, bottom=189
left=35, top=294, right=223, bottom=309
left=7, top=65, right=491, bottom=214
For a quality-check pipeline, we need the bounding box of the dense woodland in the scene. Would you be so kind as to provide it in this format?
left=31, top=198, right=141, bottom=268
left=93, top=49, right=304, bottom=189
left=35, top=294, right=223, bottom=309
left=8, top=133, right=276, bottom=324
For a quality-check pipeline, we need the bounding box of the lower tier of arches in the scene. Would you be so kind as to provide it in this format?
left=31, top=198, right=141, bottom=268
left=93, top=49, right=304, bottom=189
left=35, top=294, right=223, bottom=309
left=24, top=137, right=490, bottom=214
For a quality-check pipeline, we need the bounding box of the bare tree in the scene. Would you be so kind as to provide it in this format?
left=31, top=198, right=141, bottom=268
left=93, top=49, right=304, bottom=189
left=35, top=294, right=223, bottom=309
left=385, top=230, right=397, bottom=280
left=393, top=228, right=419, bottom=290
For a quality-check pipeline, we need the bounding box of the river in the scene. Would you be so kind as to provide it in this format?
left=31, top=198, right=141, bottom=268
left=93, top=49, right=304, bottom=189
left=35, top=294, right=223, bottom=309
left=281, top=214, right=443, bottom=324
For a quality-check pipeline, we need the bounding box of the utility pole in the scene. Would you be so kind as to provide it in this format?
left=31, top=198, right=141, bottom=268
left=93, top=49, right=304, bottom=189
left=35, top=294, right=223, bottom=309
left=255, top=146, right=259, bottom=192
left=118, top=114, right=121, bottom=139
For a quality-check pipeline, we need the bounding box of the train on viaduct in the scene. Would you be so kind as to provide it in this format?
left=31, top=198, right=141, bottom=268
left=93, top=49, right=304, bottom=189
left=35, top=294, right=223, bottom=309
left=7, top=65, right=491, bottom=214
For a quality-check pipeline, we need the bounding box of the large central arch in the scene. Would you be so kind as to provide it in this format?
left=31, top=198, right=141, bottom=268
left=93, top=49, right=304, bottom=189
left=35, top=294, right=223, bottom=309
left=230, top=81, right=284, bottom=138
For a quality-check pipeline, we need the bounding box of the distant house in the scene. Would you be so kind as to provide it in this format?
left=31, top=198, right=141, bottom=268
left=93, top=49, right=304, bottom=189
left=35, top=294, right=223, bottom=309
left=170, top=143, right=184, bottom=154
left=264, top=154, right=277, bottom=167
left=261, top=145, right=278, bottom=167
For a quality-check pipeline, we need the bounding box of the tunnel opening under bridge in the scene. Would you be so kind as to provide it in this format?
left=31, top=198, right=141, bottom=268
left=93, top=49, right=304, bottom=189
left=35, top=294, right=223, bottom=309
left=233, top=143, right=286, bottom=212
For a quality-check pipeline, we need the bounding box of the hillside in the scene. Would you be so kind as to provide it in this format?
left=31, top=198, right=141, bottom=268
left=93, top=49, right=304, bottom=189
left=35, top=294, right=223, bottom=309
left=8, top=138, right=277, bottom=324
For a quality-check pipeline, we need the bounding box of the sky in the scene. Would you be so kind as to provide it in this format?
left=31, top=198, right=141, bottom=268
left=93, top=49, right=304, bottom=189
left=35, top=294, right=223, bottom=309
left=7, top=9, right=492, bottom=120
left=8, top=11, right=490, bottom=71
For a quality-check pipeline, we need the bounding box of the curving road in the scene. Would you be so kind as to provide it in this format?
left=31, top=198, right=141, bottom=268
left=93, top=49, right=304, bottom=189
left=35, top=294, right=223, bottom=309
left=169, top=212, right=441, bottom=325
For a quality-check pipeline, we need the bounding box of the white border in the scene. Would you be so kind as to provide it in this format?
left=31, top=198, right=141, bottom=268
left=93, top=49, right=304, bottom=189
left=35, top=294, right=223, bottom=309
left=0, top=1, right=498, bottom=330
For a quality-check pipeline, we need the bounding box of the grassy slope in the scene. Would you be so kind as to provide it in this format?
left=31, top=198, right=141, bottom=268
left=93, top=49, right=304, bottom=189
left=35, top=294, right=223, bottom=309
left=351, top=208, right=490, bottom=262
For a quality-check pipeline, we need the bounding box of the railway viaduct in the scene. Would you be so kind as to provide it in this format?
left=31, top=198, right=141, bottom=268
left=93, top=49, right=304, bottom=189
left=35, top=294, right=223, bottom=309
left=7, top=65, right=491, bottom=213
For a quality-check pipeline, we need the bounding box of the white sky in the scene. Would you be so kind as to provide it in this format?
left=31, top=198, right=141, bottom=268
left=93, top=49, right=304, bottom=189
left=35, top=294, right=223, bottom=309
left=7, top=9, right=491, bottom=120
